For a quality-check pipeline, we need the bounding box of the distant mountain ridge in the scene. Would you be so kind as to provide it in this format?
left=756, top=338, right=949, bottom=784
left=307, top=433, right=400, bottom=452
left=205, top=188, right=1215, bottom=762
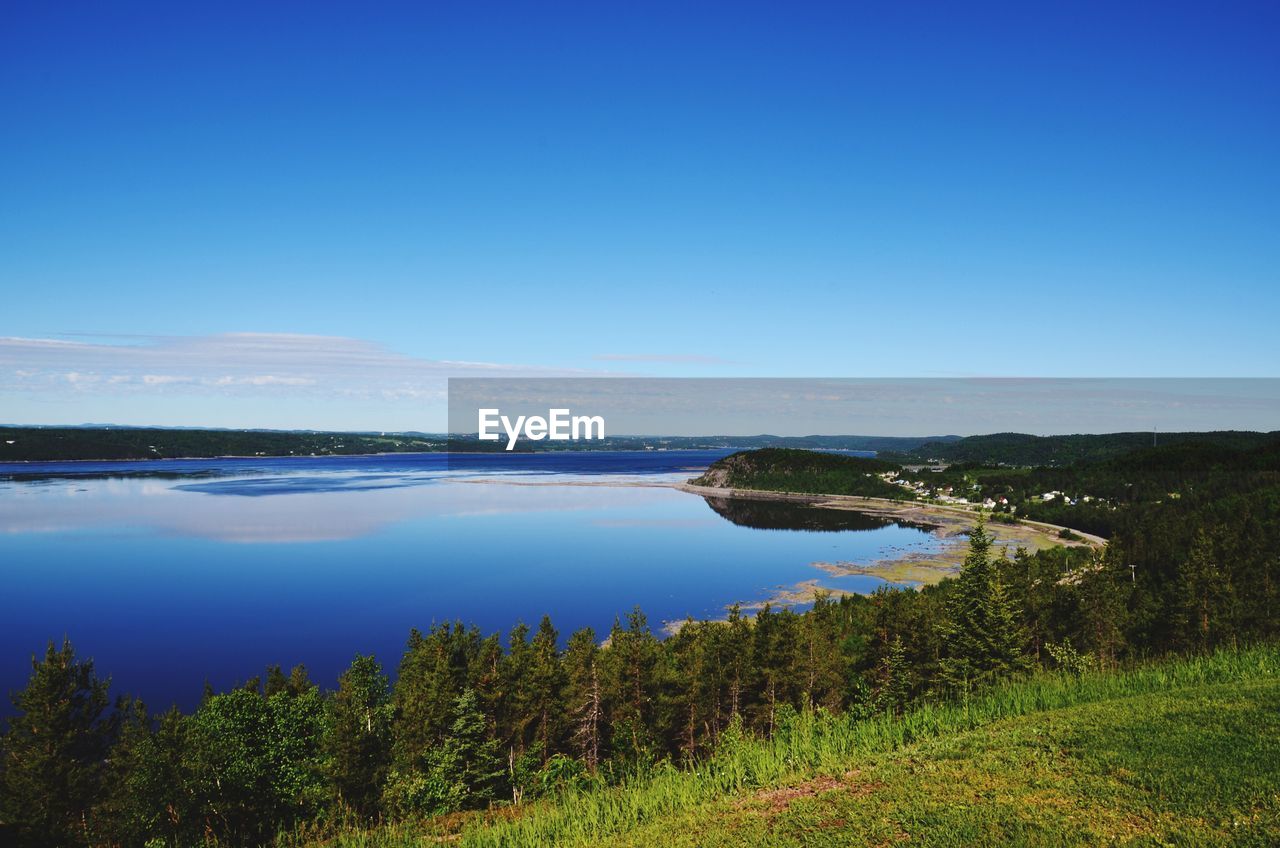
left=892, top=430, right=1280, bottom=466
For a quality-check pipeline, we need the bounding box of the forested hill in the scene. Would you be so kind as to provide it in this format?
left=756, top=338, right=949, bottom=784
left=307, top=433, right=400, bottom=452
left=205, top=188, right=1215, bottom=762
left=893, top=430, right=1280, bottom=466
left=0, top=427, right=445, bottom=461
left=691, top=447, right=911, bottom=499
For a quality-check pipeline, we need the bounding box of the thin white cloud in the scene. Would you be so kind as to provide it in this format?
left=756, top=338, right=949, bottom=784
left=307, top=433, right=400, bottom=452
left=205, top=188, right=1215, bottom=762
left=593, top=353, right=733, bottom=364
left=0, top=332, right=585, bottom=400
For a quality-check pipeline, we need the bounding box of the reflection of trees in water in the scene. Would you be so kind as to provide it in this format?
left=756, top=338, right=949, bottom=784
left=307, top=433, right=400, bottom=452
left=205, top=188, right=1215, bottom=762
left=702, top=495, right=931, bottom=533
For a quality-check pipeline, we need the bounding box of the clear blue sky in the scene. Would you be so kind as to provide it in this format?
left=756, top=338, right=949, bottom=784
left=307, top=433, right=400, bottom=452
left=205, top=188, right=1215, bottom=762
left=2, top=1, right=1277, bottom=429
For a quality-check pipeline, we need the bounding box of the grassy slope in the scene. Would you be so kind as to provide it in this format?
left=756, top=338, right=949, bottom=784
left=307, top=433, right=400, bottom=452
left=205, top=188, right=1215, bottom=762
left=301, top=647, right=1279, bottom=847
left=604, top=678, right=1280, bottom=847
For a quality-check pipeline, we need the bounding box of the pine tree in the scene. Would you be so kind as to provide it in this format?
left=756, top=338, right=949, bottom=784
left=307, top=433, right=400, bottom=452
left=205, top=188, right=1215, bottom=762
left=1073, top=550, right=1127, bottom=666
left=665, top=619, right=712, bottom=760
left=937, top=519, right=1028, bottom=692
left=563, top=627, right=603, bottom=771
left=326, top=654, right=393, bottom=818
left=95, top=703, right=193, bottom=847
left=498, top=621, right=534, bottom=758
left=0, top=639, right=114, bottom=848
left=750, top=605, right=800, bottom=734
left=392, top=622, right=478, bottom=769
left=602, top=607, right=659, bottom=763
left=527, top=616, right=568, bottom=763
left=799, top=593, right=847, bottom=712
left=720, top=604, right=753, bottom=724
left=435, top=688, right=504, bottom=810
left=1173, top=530, right=1230, bottom=650
left=872, top=635, right=912, bottom=716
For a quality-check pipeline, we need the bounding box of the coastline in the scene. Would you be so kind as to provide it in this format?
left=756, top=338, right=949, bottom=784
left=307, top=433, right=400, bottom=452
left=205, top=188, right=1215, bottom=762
left=670, top=482, right=1106, bottom=625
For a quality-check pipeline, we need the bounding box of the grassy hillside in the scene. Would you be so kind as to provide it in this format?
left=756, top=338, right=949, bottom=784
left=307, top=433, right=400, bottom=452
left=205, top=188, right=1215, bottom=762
left=293, top=646, right=1279, bottom=847
left=690, top=448, right=911, bottom=500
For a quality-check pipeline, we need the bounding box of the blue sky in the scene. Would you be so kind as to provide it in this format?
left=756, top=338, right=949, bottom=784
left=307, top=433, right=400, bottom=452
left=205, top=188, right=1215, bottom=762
left=2, top=1, right=1277, bottom=429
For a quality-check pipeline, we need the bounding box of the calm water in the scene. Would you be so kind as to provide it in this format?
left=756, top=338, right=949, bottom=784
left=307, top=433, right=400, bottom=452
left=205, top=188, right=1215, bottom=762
left=0, top=451, right=942, bottom=710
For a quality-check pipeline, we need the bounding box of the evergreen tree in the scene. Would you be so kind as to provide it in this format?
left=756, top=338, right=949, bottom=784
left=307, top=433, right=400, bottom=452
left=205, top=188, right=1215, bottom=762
left=872, top=635, right=912, bottom=717
left=438, top=688, right=505, bottom=809
left=1173, top=529, right=1227, bottom=650
left=0, top=639, right=113, bottom=848
left=719, top=604, right=753, bottom=724
left=603, top=608, right=659, bottom=764
left=392, top=622, right=478, bottom=770
left=498, top=621, right=535, bottom=761
left=937, top=519, right=1028, bottom=691
left=94, top=703, right=194, bottom=846
left=664, top=619, right=713, bottom=759
left=527, top=616, right=568, bottom=763
left=750, top=605, right=800, bottom=734
left=563, top=627, right=603, bottom=771
left=798, top=593, right=847, bottom=712
left=469, top=633, right=506, bottom=739
left=1072, top=550, right=1128, bottom=666
left=326, top=654, right=393, bottom=818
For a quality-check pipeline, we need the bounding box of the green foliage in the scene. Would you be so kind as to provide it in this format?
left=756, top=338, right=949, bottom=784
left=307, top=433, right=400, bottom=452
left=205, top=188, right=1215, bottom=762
left=383, top=689, right=504, bottom=817
left=326, top=655, right=393, bottom=818
left=871, top=636, right=912, bottom=716
left=1045, top=638, right=1094, bottom=676
left=900, top=429, right=1280, bottom=467
left=92, top=704, right=193, bottom=846
left=184, top=685, right=328, bottom=843
left=937, top=521, right=1029, bottom=692
left=0, top=639, right=113, bottom=848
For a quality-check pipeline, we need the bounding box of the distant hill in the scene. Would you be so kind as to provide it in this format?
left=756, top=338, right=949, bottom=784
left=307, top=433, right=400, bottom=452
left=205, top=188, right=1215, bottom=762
left=891, top=430, right=1280, bottom=466
left=690, top=447, right=911, bottom=499
left=0, top=426, right=445, bottom=462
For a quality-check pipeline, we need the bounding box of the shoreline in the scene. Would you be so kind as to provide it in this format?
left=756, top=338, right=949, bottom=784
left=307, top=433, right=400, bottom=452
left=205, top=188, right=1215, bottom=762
left=677, top=482, right=1108, bottom=548
left=672, top=482, right=1106, bottom=624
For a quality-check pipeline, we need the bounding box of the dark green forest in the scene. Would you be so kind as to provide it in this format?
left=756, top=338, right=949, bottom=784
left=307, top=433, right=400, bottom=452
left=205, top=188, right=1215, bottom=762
left=889, top=429, right=1280, bottom=466
left=691, top=448, right=910, bottom=499
left=2, top=440, right=1279, bottom=846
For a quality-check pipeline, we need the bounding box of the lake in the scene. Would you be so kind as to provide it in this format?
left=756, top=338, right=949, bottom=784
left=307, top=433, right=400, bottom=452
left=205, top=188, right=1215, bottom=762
left=0, top=451, right=943, bottom=710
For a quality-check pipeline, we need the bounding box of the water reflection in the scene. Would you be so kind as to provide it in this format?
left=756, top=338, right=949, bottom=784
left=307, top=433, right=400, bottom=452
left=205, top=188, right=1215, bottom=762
left=0, top=453, right=944, bottom=709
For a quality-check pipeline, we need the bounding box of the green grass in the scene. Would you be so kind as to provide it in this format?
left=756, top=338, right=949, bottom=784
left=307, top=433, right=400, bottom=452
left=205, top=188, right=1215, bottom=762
left=295, top=646, right=1280, bottom=847
left=594, top=678, right=1280, bottom=847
